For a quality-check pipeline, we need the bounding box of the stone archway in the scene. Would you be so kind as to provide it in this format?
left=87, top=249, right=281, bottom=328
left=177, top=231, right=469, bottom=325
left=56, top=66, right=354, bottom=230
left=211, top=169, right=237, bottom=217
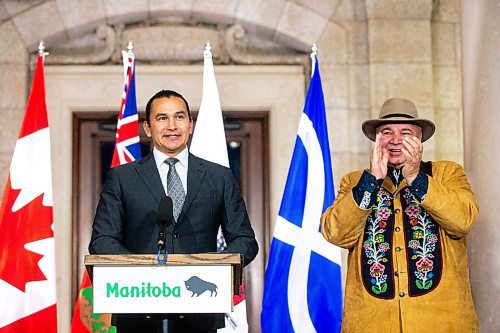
left=0, top=0, right=353, bottom=206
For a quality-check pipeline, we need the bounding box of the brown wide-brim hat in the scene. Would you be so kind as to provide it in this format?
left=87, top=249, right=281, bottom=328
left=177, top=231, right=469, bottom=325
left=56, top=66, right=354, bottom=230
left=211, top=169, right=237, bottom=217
left=362, top=98, right=435, bottom=142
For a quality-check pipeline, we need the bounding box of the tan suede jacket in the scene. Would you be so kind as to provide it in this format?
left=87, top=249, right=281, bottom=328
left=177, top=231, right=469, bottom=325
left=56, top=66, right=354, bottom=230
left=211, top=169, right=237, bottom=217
left=321, top=161, right=479, bottom=333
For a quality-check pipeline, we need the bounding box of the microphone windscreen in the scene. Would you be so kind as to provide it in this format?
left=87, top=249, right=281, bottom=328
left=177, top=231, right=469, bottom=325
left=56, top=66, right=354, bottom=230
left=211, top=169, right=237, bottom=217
left=156, top=196, right=174, bottom=227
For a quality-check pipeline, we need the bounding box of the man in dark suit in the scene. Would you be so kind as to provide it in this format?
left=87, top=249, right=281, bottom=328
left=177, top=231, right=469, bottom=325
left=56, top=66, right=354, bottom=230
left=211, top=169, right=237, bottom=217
left=89, top=89, right=259, bottom=333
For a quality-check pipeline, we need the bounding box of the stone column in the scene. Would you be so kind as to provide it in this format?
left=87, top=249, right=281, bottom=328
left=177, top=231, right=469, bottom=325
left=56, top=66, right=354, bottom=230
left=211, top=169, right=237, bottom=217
left=432, top=0, right=464, bottom=163
left=462, top=0, right=500, bottom=331
left=366, top=0, right=435, bottom=160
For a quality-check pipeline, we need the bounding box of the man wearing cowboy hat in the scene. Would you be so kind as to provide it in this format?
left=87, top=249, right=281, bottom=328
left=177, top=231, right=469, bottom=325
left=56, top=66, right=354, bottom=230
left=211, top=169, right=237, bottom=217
left=321, top=98, right=479, bottom=332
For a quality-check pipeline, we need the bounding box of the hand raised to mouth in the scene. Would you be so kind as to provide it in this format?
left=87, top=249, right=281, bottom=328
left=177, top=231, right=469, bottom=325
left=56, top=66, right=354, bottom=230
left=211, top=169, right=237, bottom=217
left=370, top=132, right=389, bottom=180
left=402, top=135, right=423, bottom=185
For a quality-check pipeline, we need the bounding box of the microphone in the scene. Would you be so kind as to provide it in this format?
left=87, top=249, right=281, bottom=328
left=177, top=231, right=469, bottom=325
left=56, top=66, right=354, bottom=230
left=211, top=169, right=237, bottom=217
left=156, top=196, right=174, bottom=251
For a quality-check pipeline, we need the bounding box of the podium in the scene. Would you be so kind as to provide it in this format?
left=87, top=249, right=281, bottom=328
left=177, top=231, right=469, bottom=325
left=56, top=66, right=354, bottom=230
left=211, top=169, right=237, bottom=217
left=84, top=253, right=242, bottom=314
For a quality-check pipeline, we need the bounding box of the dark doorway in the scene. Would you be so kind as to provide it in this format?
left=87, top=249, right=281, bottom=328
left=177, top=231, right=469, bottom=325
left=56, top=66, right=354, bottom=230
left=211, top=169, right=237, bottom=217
left=72, top=111, right=268, bottom=332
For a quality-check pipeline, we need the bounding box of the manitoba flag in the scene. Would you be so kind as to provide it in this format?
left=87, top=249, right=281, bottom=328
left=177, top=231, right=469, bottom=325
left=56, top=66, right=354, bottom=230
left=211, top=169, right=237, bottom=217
left=0, top=54, right=57, bottom=331
left=71, top=46, right=140, bottom=333
left=111, top=48, right=141, bottom=166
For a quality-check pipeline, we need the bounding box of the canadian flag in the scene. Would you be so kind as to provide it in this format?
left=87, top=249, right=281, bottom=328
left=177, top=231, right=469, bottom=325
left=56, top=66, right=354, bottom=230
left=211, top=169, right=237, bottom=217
left=0, top=54, right=57, bottom=331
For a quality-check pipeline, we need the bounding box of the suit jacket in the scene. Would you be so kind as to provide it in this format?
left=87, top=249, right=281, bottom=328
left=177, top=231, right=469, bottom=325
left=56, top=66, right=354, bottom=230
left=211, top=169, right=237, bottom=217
left=89, top=152, right=259, bottom=330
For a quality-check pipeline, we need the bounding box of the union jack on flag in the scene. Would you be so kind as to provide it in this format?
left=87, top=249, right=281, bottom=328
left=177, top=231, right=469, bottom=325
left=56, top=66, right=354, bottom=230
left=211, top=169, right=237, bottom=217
left=111, top=46, right=142, bottom=167
left=71, top=44, right=142, bottom=333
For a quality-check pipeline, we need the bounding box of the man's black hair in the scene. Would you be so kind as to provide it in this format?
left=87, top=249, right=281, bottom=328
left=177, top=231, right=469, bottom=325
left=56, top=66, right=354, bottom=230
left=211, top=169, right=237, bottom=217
left=145, top=89, right=191, bottom=124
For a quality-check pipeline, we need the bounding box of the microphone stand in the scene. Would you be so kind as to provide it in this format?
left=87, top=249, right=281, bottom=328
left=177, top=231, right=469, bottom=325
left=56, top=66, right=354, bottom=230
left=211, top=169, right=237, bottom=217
left=156, top=224, right=168, bottom=265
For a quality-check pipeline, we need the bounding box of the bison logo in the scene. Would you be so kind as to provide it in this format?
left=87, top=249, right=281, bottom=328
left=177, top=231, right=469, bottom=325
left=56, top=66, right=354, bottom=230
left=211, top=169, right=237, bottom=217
left=184, top=276, right=218, bottom=297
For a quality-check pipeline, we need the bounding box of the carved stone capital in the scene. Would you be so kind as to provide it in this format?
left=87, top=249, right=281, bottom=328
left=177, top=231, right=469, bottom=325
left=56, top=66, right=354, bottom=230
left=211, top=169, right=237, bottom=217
left=120, top=25, right=222, bottom=62
left=31, top=25, right=116, bottom=67
left=225, top=24, right=308, bottom=65
left=28, top=23, right=309, bottom=67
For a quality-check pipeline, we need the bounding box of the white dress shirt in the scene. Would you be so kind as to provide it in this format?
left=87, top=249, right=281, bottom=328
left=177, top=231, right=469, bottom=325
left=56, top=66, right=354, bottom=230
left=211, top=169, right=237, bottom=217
left=152, top=146, right=189, bottom=196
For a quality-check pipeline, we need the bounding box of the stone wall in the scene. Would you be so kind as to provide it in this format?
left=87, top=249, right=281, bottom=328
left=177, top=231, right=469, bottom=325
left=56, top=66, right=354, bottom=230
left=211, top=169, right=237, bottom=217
left=432, top=0, right=464, bottom=163
left=0, top=0, right=465, bottom=203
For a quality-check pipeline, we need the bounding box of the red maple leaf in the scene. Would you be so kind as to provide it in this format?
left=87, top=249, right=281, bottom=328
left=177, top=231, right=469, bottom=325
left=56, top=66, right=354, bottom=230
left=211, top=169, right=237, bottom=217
left=0, top=178, right=54, bottom=292
left=233, top=283, right=246, bottom=305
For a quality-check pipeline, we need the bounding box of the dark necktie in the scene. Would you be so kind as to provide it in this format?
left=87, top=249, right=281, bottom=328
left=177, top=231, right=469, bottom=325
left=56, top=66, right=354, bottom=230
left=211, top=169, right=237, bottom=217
left=165, top=158, right=185, bottom=222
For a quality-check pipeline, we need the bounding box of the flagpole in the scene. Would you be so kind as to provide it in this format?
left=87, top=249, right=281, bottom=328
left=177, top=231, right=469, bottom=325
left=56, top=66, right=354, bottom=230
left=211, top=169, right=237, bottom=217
left=310, top=43, right=318, bottom=78
left=204, top=41, right=212, bottom=58
left=122, top=41, right=135, bottom=82
left=127, top=40, right=134, bottom=54
left=38, top=40, right=49, bottom=59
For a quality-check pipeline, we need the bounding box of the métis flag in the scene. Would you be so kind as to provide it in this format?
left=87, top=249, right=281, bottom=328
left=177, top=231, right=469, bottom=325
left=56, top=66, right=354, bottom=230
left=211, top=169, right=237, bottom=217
left=71, top=44, right=141, bottom=333
left=0, top=48, right=57, bottom=331
left=190, top=43, right=248, bottom=333
left=261, top=55, right=343, bottom=333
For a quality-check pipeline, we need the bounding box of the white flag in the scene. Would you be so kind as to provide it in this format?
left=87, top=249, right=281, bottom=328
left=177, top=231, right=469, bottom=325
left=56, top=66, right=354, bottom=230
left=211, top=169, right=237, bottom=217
left=190, top=42, right=229, bottom=168
left=190, top=42, right=248, bottom=333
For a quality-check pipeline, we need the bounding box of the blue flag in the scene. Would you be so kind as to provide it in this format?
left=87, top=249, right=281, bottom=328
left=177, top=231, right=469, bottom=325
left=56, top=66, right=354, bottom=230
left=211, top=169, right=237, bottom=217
left=261, top=57, right=343, bottom=333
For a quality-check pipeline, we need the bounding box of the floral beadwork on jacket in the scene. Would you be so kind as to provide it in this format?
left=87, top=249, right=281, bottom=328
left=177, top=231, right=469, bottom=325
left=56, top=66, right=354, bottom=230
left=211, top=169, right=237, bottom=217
left=402, top=188, right=442, bottom=296
left=361, top=186, right=443, bottom=299
left=361, top=188, right=395, bottom=298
